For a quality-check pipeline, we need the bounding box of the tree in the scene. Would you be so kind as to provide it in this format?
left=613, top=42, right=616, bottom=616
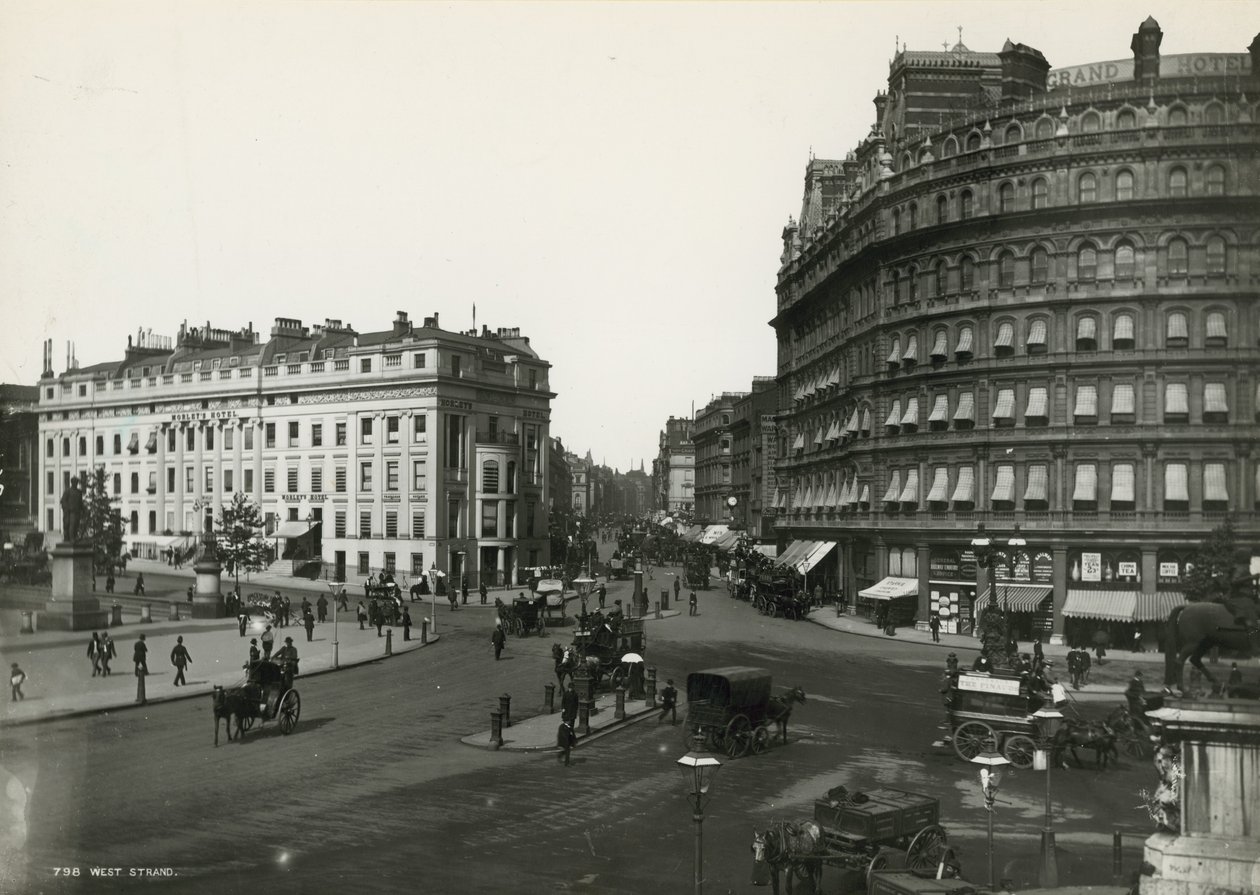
left=1183, top=518, right=1244, bottom=602
left=82, top=466, right=125, bottom=574
left=215, top=492, right=267, bottom=594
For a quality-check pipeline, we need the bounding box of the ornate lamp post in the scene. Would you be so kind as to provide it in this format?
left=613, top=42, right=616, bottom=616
left=677, top=743, right=723, bottom=895
left=1033, top=707, right=1065, bottom=887
left=325, top=579, right=343, bottom=669
left=573, top=574, right=595, bottom=632
left=971, top=749, right=1010, bottom=888
left=1005, top=523, right=1027, bottom=612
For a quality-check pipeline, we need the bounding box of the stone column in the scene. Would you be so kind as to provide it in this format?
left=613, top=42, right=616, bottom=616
left=1050, top=545, right=1068, bottom=645
left=155, top=424, right=167, bottom=533
left=213, top=421, right=225, bottom=518
left=174, top=422, right=186, bottom=532
left=233, top=419, right=244, bottom=501
left=373, top=411, right=385, bottom=540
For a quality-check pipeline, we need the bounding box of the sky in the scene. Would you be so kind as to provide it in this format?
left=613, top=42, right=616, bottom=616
left=0, top=1, right=1253, bottom=470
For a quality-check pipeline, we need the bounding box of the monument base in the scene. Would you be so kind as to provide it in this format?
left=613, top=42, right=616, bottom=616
left=191, top=557, right=225, bottom=619
left=42, top=541, right=109, bottom=631
left=1142, top=832, right=1260, bottom=895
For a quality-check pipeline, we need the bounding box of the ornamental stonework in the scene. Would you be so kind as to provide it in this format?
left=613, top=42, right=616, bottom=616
left=297, top=386, right=437, bottom=404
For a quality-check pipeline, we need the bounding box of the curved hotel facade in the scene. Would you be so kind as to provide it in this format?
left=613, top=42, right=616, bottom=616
left=771, top=19, right=1260, bottom=643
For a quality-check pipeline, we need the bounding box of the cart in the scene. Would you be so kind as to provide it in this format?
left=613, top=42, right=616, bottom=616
left=684, top=667, right=779, bottom=758
left=212, top=658, right=301, bottom=745
left=947, top=672, right=1041, bottom=768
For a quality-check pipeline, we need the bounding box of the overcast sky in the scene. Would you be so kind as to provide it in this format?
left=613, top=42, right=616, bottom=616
left=1, top=2, right=1251, bottom=470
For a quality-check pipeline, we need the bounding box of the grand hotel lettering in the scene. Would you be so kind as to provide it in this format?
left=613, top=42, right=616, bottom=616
left=1048, top=53, right=1250, bottom=88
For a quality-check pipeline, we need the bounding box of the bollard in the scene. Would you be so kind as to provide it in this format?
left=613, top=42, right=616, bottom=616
left=168, top=603, right=181, bottom=622
left=139, top=604, right=152, bottom=624
left=1112, top=830, right=1123, bottom=883
left=577, top=699, right=591, bottom=736
left=662, top=591, right=669, bottom=611
left=19, top=610, right=34, bottom=634
left=136, top=667, right=147, bottom=705
left=385, top=627, right=393, bottom=656
left=499, top=693, right=512, bottom=728
left=614, top=686, right=626, bottom=720
left=544, top=682, right=556, bottom=714
left=490, top=711, right=503, bottom=749
left=420, top=618, right=428, bottom=644
left=646, top=667, right=657, bottom=708
left=111, top=603, right=123, bottom=625
left=653, top=600, right=660, bottom=618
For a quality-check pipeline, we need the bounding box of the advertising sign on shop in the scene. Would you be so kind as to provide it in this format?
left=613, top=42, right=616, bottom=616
left=1030, top=551, right=1053, bottom=583
left=1081, top=552, right=1102, bottom=582
left=929, top=550, right=961, bottom=580
left=1118, top=561, right=1139, bottom=579
left=959, top=549, right=977, bottom=580
left=1159, top=562, right=1179, bottom=578
left=1011, top=551, right=1031, bottom=582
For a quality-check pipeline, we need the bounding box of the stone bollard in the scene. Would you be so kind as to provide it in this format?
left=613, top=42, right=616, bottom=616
left=544, top=682, right=556, bottom=714
left=615, top=686, right=626, bottom=720
left=499, top=693, right=512, bottom=728
left=168, top=603, right=181, bottom=622
left=653, top=600, right=660, bottom=618
left=420, top=618, right=429, bottom=644
left=19, top=610, right=34, bottom=634
left=646, top=667, right=657, bottom=708
left=662, top=591, right=669, bottom=611
left=577, top=699, right=591, bottom=736
left=136, top=666, right=147, bottom=705
left=490, top=711, right=504, bottom=749
left=385, top=627, right=393, bottom=656
left=111, top=603, right=123, bottom=626
left=139, top=604, right=152, bottom=624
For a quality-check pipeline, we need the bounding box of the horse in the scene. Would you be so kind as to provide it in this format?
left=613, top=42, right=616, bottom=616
left=552, top=644, right=599, bottom=687
left=751, top=820, right=824, bottom=894
left=766, top=686, right=807, bottom=744
left=212, top=686, right=249, bottom=746
left=1050, top=719, right=1117, bottom=769
left=409, top=582, right=428, bottom=602
left=1163, top=596, right=1260, bottom=694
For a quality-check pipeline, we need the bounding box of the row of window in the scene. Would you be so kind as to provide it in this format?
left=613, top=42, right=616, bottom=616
left=330, top=502, right=534, bottom=541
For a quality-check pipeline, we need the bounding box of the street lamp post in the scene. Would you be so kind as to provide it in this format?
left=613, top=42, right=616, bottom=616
left=677, top=743, right=723, bottom=895
left=326, top=579, right=343, bottom=669
left=970, top=749, right=1010, bottom=889
left=573, top=574, right=595, bottom=632
left=1033, top=707, right=1065, bottom=887
left=1004, top=523, right=1027, bottom=613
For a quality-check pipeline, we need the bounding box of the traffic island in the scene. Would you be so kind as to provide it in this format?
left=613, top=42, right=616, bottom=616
left=461, top=690, right=664, bottom=752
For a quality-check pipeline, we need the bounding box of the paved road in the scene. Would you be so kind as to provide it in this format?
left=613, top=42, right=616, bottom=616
left=3, top=562, right=1153, bottom=894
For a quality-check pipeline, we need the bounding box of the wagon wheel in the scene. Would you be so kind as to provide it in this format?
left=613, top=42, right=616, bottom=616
left=905, top=824, right=949, bottom=874
left=918, top=845, right=963, bottom=880
left=951, top=721, right=997, bottom=762
left=768, top=601, right=779, bottom=618
left=277, top=689, right=301, bottom=735
left=1002, top=733, right=1038, bottom=769
left=751, top=724, right=771, bottom=754
left=724, top=715, right=752, bottom=758
left=866, top=847, right=902, bottom=889
left=239, top=715, right=256, bottom=732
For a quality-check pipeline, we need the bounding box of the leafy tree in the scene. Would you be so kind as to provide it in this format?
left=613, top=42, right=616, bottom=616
left=1183, top=518, right=1244, bottom=602
left=215, top=492, right=267, bottom=593
left=82, top=466, right=125, bottom=574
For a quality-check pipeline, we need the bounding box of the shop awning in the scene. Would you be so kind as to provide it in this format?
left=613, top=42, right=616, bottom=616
left=846, top=408, right=861, bottom=435
left=1165, top=382, right=1188, bottom=415
left=776, top=539, right=815, bottom=569
left=753, top=544, right=778, bottom=559
left=713, top=530, right=741, bottom=551
left=1062, top=589, right=1138, bottom=621
left=1027, top=318, right=1047, bottom=349
left=885, top=400, right=902, bottom=428
left=1114, top=314, right=1134, bottom=342
left=1073, top=464, right=1098, bottom=502
left=799, top=541, right=837, bottom=574
left=700, top=525, right=729, bottom=545
left=926, top=467, right=949, bottom=502
left=840, top=477, right=856, bottom=507
left=977, top=584, right=1053, bottom=612
left=1024, top=464, right=1048, bottom=502
left=993, top=388, right=1015, bottom=420
left=952, top=466, right=975, bottom=504
left=860, top=576, right=919, bottom=600
left=1135, top=591, right=1186, bottom=622
left=859, top=485, right=870, bottom=506
left=928, top=394, right=949, bottom=423
left=992, top=465, right=1015, bottom=502
left=1025, top=387, right=1048, bottom=418
left=826, top=419, right=842, bottom=441
left=1076, top=316, right=1096, bottom=342
left=145, top=431, right=158, bottom=453
left=954, top=391, right=975, bottom=423
left=1112, top=463, right=1135, bottom=502
left=886, top=339, right=902, bottom=365
left=127, top=431, right=140, bottom=453
left=792, top=433, right=805, bottom=451
left=275, top=521, right=316, bottom=538
left=1204, top=382, right=1228, bottom=414
left=814, top=426, right=824, bottom=446
left=994, top=322, right=1014, bottom=349
left=1112, top=383, right=1135, bottom=414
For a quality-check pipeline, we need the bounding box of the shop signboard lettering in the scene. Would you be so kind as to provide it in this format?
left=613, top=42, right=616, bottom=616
left=1118, top=561, right=1138, bottom=579
left=1030, top=551, right=1053, bottom=583
left=1081, top=552, right=1102, bottom=582
left=1159, top=561, right=1179, bottom=578
left=929, top=550, right=960, bottom=580
left=1011, top=550, right=1031, bottom=582
left=958, top=549, right=977, bottom=580
left=958, top=675, right=1022, bottom=696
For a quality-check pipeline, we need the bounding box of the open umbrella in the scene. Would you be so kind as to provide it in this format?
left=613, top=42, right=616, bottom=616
left=621, top=652, right=644, bottom=664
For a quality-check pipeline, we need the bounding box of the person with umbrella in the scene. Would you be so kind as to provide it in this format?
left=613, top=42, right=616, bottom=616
left=1092, top=627, right=1109, bottom=665
left=622, top=653, right=645, bottom=698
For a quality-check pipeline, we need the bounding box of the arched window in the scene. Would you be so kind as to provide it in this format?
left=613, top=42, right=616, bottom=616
left=1166, top=311, right=1189, bottom=347
left=907, top=203, right=917, bottom=230
left=1035, top=117, right=1054, bottom=140
left=482, top=459, right=500, bottom=493
left=1078, top=244, right=1097, bottom=281
left=1167, top=238, right=1189, bottom=276
left=1115, top=169, right=1134, bottom=201
left=891, top=208, right=900, bottom=236
left=1031, top=177, right=1048, bottom=209
left=1203, top=103, right=1224, bottom=124
left=1205, top=310, right=1227, bottom=347
left=935, top=262, right=948, bottom=297
left=1168, top=106, right=1188, bottom=126
left=1205, top=165, right=1225, bottom=196
left=907, top=266, right=919, bottom=302
left=997, top=251, right=1015, bottom=289
left=891, top=269, right=903, bottom=304
left=1205, top=236, right=1226, bottom=276
left=1168, top=166, right=1188, bottom=198
left=1081, top=111, right=1101, bottom=133
left=999, top=182, right=1015, bottom=213
left=1116, top=109, right=1137, bottom=129
left=1115, top=241, right=1136, bottom=279
left=966, top=132, right=982, bottom=152
left=936, top=194, right=948, bottom=224
left=1078, top=172, right=1097, bottom=203
left=941, top=136, right=957, bottom=158
left=1113, top=313, right=1136, bottom=350
left=1004, top=122, right=1022, bottom=144
left=960, top=190, right=974, bottom=220
left=960, top=256, right=975, bottom=291
left=1030, top=247, right=1049, bottom=285
left=1076, top=315, right=1099, bottom=351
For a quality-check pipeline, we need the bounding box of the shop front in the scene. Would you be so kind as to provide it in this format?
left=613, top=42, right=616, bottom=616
left=926, top=547, right=977, bottom=635
left=1060, top=547, right=1147, bottom=650
left=858, top=575, right=919, bottom=626
left=973, top=548, right=1054, bottom=642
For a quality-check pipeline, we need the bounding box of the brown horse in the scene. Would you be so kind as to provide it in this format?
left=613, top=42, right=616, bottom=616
left=767, top=686, right=807, bottom=744
left=1163, top=596, right=1260, bottom=694
left=212, top=686, right=249, bottom=746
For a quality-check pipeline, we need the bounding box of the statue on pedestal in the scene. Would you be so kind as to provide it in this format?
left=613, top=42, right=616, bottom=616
left=60, top=477, right=85, bottom=544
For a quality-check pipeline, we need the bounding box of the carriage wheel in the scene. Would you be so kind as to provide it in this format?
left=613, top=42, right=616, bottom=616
left=724, top=715, right=752, bottom=758
left=768, top=602, right=779, bottom=618
left=277, top=689, right=301, bottom=735
left=240, top=715, right=256, bottom=732
left=751, top=725, right=771, bottom=754
left=906, top=824, right=949, bottom=874
left=951, top=721, right=997, bottom=762
left=1002, top=734, right=1038, bottom=769
left=866, top=847, right=901, bottom=889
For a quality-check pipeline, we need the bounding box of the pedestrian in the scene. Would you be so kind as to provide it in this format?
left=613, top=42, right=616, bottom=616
left=186, top=584, right=194, bottom=603
left=1132, top=629, right=1144, bottom=653
left=304, top=610, right=315, bottom=642
left=134, top=572, right=145, bottom=596
left=99, top=633, right=115, bottom=675
left=1067, top=649, right=1081, bottom=689
left=402, top=607, right=412, bottom=640
left=170, top=636, right=191, bottom=686
left=10, top=662, right=26, bottom=701
left=561, top=681, right=579, bottom=724
left=248, top=639, right=261, bottom=666
left=945, top=652, right=959, bottom=675
left=658, top=678, right=678, bottom=724
left=673, top=576, right=681, bottom=602
left=88, top=632, right=102, bottom=677
left=357, top=601, right=367, bottom=630
left=375, top=605, right=384, bottom=638
left=479, top=581, right=488, bottom=605
left=1092, top=628, right=1108, bottom=665
left=133, top=634, right=149, bottom=675
left=492, top=623, right=506, bottom=660
left=928, top=613, right=941, bottom=643
left=1227, top=662, right=1243, bottom=697
left=1033, top=639, right=1044, bottom=665
left=448, top=587, right=458, bottom=612
left=283, top=596, right=292, bottom=628
left=1126, top=671, right=1147, bottom=715
left=1079, top=647, right=1091, bottom=686
left=238, top=606, right=249, bottom=637
left=105, top=572, right=115, bottom=594
left=337, top=587, right=349, bottom=612
left=461, top=574, right=469, bottom=606
left=317, top=594, right=328, bottom=623
left=688, top=591, right=697, bottom=616
left=277, top=637, right=299, bottom=683
left=261, top=624, right=275, bottom=660
left=556, top=719, right=577, bottom=766
left=597, top=582, right=607, bottom=609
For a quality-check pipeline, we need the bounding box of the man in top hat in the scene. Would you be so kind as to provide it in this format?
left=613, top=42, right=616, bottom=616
left=658, top=678, right=678, bottom=724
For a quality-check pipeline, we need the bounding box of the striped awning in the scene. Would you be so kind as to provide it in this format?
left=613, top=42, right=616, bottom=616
left=1027, top=318, right=1048, bottom=347
left=885, top=400, right=902, bottom=428
left=928, top=394, right=949, bottom=422
left=814, top=426, right=825, bottom=446
left=1204, top=463, right=1228, bottom=502
left=1135, top=591, right=1186, bottom=622
left=1167, top=312, right=1189, bottom=339
left=860, top=408, right=871, bottom=433
left=860, top=576, right=919, bottom=600
left=826, top=419, right=842, bottom=441
left=1075, top=384, right=1098, bottom=417
left=901, top=397, right=919, bottom=427
left=1112, top=463, right=1135, bottom=502
left=993, top=388, right=1015, bottom=419
left=954, top=392, right=975, bottom=423
left=1063, top=589, right=1138, bottom=621
left=899, top=468, right=920, bottom=504
left=992, top=465, right=1015, bottom=502
left=1204, top=382, right=1228, bottom=414
left=1165, top=463, right=1189, bottom=502
left=902, top=334, right=919, bottom=363
left=145, top=431, right=158, bottom=452
left=127, top=431, right=140, bottom=452
left=1076, top=316, right=1097, bottom=341
left=976, top=583, right=1052, bottom=612
left=887, top=339, right=902, bottom=365
left=1206, top=312, right=1227, bottom=340
left=1073, top=464, right=1098, bottom=502
left=859, top=485, right=870, bottom=506
left=883, top=471, right=902, bottom=503
left=994, top=321, right=1014, bottom=348
left=956, top=326, right=974, bottom=356
left=930, top=331, right=948, bottom=359
left=952, top=466, right=975, bottom=503
left=926, top=467, right=949, bottom=502
left=799, top=541, right=837, bottom=574
left=1112, top=382, right=1135, bottom=414
left=1026, top=387, right=1048, bottom=418
left=1024, top=464, right=1048, bottom=502
left=1166, top=382, right=1188, bottom=415
left=1114, top=314, right=1134, bottom=341
left=777, top=539, right=818, bottom=569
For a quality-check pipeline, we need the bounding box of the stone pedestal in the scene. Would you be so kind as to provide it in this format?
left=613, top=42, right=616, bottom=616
left=1141, top=699, right=1260, bottom=895
left=191, top=555, right=225, bottom=619
left=41, top=542, right=109, bottom=631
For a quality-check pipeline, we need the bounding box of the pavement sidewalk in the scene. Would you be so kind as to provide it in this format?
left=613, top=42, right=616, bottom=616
left=460, top=687, right=671, bottom=752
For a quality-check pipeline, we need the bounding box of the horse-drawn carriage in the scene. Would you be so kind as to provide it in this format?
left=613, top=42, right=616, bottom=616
left=751, top=580, right=811, bottom=620
left=554, top=611, right=647, bottom=689
left=498, top=592, right=547, bottom=637
left=946, top=671, right=1045, bottom=768
left=752, top=786, right=959, bottom=895
left=212, top=658, right=301, bottom=745
left=683, top=667, right=805, bottom=759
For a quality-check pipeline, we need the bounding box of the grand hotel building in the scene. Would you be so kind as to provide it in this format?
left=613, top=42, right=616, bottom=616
left=38, top=311, right=554, bottom=588
left=771, top=19, right=1260, bottom=643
